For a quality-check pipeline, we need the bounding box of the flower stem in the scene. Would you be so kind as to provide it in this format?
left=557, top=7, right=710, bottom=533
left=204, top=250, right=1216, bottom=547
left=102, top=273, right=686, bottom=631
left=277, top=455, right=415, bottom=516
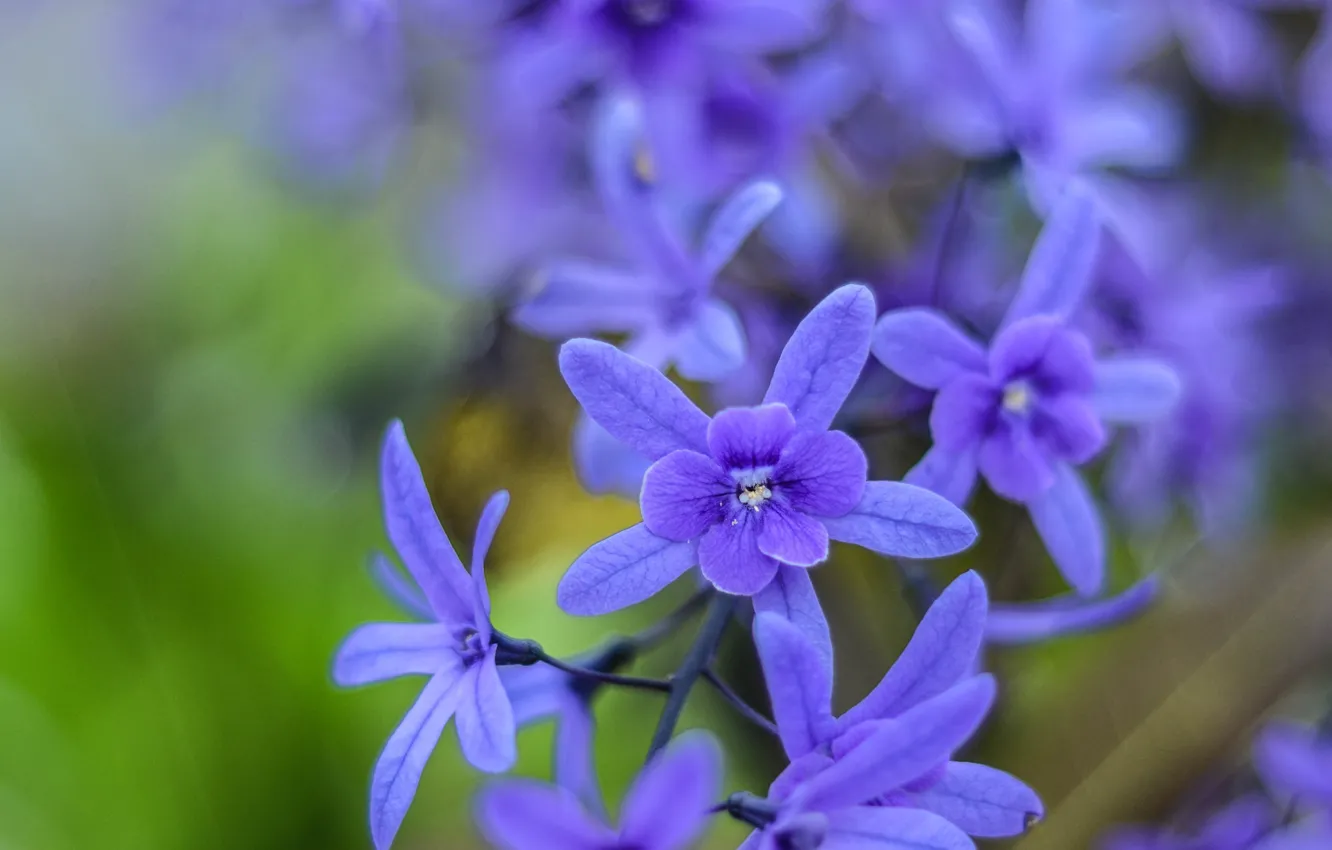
left=530, top=649, right=672, bottom=693
left=702, top=668, right=779, bottom=738
left=646, top=594, right=739, bottom=761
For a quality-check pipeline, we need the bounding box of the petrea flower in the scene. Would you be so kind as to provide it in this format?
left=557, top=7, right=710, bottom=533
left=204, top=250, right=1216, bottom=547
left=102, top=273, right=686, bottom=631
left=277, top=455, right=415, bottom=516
left=1254, top=722, right=1332, bottom=809
left=556, top=284, right=978, bottom=633
left=739, top=571, right=1043, bottom=849
left=475, top=731, right=720, bottom=850
left=516, top=95, right=780, bottom=382
left=872, top=190, right=1181, bottom=595
left=1102, top=795, right=1277, bottom=850
left=333, top=422, right=517, bottom=850
left=984, top=576, right=1159, bottom=645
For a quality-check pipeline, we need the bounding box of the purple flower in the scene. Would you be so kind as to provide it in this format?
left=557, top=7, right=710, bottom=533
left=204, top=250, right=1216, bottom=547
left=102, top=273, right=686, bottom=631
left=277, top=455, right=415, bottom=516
left=556, top=284, right=978, bottom=618
left=515, top=95, right=781, bottom=382
left=872, top=189, right=1181, bottom=595
left=1254, top=722, right=1332, bottom=808
left=333, top=422, right=517, bottom=850
left=1301, top=11, right=1332, bottom=169
left=735, top=572, right=1042, bottom=848
left=1102, top=795, right=1276, bottom=850
left=474, top=731, right=721, bottom=850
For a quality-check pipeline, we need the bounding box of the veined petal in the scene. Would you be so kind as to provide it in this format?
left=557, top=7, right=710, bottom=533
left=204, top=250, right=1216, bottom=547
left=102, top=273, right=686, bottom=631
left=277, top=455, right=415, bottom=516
left=559, top=339, right=711, bottom=461
left=455, top=651, right=517, bottom=774
left=471, top=490, right=510, bottom=627
left=558, top=524, right=698, bottom=615
left=985, top=577, right=1158, bottom=644
left=822, top=482, right=977, bottom=560
left=905, top=447, right=980, bottom=508
left=757, top=505, right=830, bottom=567
left=755, top=613, right=837, bottom=759
left=753, top=565, right=833, bottom=674
left=764, top=284, right=877, bottom=431
left=872, top=308, right=988, bottom=390
left=370, top=672, right=467, bottom=850
left=368, top=552, right=433, bottom=620
left=700, top=181, right=783, bottom=279
left=672, top=298, right=748, bottom=382
left=702, top=0, right=830, bottom=55
left=620, top=732, right=723, bottom=850
left=1027, top=464, right=1105, bottom=597
left=512, top=261, right=660, bottom=337
left=708, top=404, right=797, bottom=470
left=475, top=780, right=616, bottom=850
left=1002, top=187, right=1101, bottom=327
left=772, top=430, right=869, bottom=518
left=699, top=512, right=781, bottom=595
left=802, top=676, right=997, bottom=811
left=1092, top=358, right=1182, bottom=423
left=380, top=421, right=475, bottom=626
left=641, top=450, right=731, bottom=541
left=909, top=762, right=1043, bottom=838
left=838, top=572, right=987, bottom=729
left=824, top=806, right=976, bottom=850
left=333, top=623, right=459, bottom=688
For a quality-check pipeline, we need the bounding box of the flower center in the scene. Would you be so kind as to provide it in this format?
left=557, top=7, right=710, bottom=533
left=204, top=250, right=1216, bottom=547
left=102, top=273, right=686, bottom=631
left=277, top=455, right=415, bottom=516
left=734, top=470, right=774, bottom=510
left=1002, top=380, right=1034, bottom=415
left=620, top=0, right=672, bottom=26
left=458, top=629, right=488, bottom=665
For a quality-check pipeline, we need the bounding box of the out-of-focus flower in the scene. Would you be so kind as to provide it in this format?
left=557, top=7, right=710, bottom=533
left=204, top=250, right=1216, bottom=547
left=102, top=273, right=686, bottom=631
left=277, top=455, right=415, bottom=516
left=984, top=577, right=1159, bottom=645
left=556, top=285, right=976, bottom=619
left=475, top=731, right=720, bottom=850
left=1102, top=795, right=1276, bottom=850
left=333, top=422, right=517, bottom=850
left=873, top=189, right=1181, bottom=595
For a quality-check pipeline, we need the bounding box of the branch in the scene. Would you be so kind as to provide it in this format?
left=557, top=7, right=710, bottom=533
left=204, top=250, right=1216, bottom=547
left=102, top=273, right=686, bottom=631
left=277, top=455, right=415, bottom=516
left=531, top=649, right=672, bottom=693
left=646, top=594, right=739, bottom=760
left=703, top=668, right=779, bottom=738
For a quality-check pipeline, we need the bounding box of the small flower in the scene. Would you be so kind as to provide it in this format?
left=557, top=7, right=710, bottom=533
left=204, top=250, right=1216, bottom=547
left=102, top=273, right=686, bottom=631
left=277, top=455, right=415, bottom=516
left=739, top=572, right=1043, bottom=848
left=474, top=731, right=721, bottom=850
left=556, top=285, right=977, bottom=636
left=333, top=421, right=517, bottom=850
left=515, top=95, right=782, bottom=383
left=873, top=189, right=1181, bottom=595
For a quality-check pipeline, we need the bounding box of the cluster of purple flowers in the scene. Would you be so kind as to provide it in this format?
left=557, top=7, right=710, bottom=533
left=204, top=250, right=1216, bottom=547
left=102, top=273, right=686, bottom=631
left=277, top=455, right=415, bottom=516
left=116, top=0, right=1332, bottom=846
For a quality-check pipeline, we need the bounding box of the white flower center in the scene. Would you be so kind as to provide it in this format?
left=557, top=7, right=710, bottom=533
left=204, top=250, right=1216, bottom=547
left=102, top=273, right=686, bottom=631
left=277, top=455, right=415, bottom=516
left=1003, top=381, right=1034, bottom=415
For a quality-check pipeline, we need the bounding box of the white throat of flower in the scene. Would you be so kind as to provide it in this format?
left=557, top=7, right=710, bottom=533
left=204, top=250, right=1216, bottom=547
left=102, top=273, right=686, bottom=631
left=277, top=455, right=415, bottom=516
left=1002, top=380, right=1034, bottom=415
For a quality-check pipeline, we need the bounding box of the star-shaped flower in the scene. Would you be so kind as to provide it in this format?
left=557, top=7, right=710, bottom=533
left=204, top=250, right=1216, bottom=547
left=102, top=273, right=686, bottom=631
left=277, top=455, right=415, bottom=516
left=333, top=421, right=517, bottom=850
left=475, top=731, right=721, bottom=850
left=872, top=189, right=1181, bottom=595
left=556, top=284, right=978, bottom=651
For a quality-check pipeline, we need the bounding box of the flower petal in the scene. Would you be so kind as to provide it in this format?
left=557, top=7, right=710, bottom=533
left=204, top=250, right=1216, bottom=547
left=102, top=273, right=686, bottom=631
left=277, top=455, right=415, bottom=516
left=1092, top=358, right=1182, bottom=423
left=872, top=308, right=988, bottom=390
left=1176, top=2, right=1282, bottom=99
left=620, top=732, right=723, bottom=850
left=455, top=651, right=517, bottom=773
left=825, top=806, right=976, bottom=850
left=708, top=404, right=797, bottom=470
left=573, top=413, right=651, bottom=498
left=764, top=284, right=877, bottom=431
left=929, top=374, right=998, bottom=453
left=559, top=339, right=711, bottom=461
left=772, top=430, right=869, bottom=518
left=757, top=505, right=831, bottom=567
left=803, top=676, right=996, bottom=810
left=838, top=572, right=987, bottom=729
left=370, top=672, right=467, bottom=850
left=368, top=552, right=433, bottom=620
left=905, top=447, right=980, bottom=508
left=978, top=423, right=1055, bottom=502
left=700, top=180, right=784, bottom=278
left=1027, top=464, right=1105, bottom=597
left=753, top=565, right=833, bottom=674
left=499, top=665, right=567, bottom=727
left=475, top=780, right=616, bottom=850
left=1254, top=722, right=1332, bottom=804
left=909, top=762, right=1043, bottom=838
left=1033, top=394, right=1106, bottom=465
left=333, top=623, right=459, bottom=688
left=703, top=0, right=831, bottom=54
left=381, top=421, right=475, bottom=625
left=558, top=524, right=698, bottom=616
left=755, top=613, right=836, bottom=760
left=990, top=317, right=1094, bottom=393
left=512, top=261, right=659, bottom=337
left=822, top=482, right=978, bottom=560
left=985, top=577, right=1159, bottom=645
left=1002, top=187, right=1101, bottom=328
left=553, top=703, right=602, bottom=815
left=672, top=298, right=748, bottom=382
left=471, top=490, right=510, bottom=628
left=641, top=450, right=731, bottom=541
left=698, top=512, right=781, bottom=595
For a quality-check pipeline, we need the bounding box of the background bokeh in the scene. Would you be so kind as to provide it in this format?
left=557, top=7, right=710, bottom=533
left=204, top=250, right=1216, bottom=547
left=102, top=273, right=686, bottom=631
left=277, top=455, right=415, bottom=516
left=2, top=4, right=1331, bottom=850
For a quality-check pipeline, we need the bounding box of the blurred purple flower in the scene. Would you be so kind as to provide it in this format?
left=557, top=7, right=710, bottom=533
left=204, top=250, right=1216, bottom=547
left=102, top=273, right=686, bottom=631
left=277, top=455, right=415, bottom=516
left=1102, top=795, right=1276, bottom=850
left=1254, top=722, right=1332, bottom=807
left=1300, top=10, right=1332, bottom=167
left=556, top=284, right=976, bottom=616
left=984, top=576, right=1159, bottom=645
left=515, top=96, right=781, bottom=382
left=873, top=190, right=1181, bottom=595
left=475, top=731, right=720, bottom=850
left=747, top=572, right=1043, bottom=845
left=333, top=422, right=517, bottom=850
